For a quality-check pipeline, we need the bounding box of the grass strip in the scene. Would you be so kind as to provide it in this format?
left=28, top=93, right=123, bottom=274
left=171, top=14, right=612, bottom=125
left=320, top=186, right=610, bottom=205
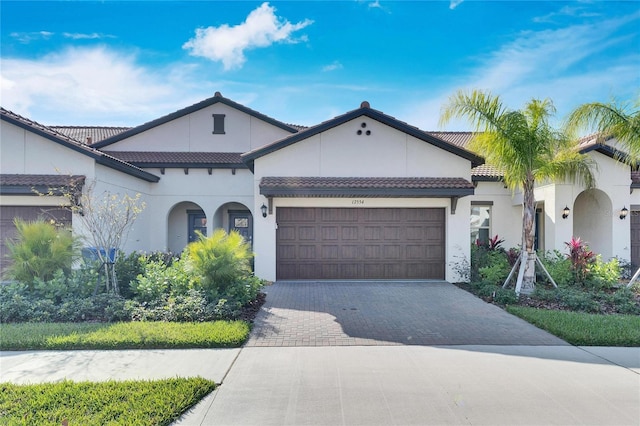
left=0, top=321, right=250, bottom=350
left=507, top=306, right=640, bottom=346
left=0, top=377, right=215, bottom=426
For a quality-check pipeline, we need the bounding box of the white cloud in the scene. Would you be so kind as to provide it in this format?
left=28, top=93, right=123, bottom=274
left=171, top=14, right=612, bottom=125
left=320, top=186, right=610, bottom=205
left=449, top=0, right=464, bottom=10
left=182, top=2, right=313, bottom=70
left=0, top=47, right=200, bottom=125
left=368, top=1, right=382, bottom=9
left=322, top=61, right=343, bottom=72
left=10, top=31, right=54, bottom=43
left=62, top=32, right=115, bottom=40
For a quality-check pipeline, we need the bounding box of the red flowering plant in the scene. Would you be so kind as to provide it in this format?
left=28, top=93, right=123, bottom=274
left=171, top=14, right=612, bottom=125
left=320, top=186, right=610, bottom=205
left=565, top=236, right=595, bottom=285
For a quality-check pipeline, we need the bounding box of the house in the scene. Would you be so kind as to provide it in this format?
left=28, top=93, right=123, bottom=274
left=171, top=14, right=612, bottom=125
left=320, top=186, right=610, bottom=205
left=1, top=93, right=638, bottom=282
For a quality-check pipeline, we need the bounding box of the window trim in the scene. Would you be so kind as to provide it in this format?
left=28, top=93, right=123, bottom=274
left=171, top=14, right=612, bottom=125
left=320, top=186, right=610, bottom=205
left=470, top=203, right=492, bottom=244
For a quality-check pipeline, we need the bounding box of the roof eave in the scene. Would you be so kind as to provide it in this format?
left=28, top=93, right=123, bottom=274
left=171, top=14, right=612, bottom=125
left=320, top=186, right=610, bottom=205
left=96, top=157, right=160, bottom=182
left=259, top=186, right=475, bottom=198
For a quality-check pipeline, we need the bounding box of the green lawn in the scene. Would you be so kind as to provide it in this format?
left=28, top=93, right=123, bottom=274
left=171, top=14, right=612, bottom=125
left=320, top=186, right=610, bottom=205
left=0, top=378, right=215, bottom=426
left=0, top=321, right=250, bottom=350
left=507, top=306, right=640, bottom=346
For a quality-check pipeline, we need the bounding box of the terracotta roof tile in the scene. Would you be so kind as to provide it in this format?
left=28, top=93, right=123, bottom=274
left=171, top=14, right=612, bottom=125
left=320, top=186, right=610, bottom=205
left=0, top=174, right=85, bottom=186
left=260, top=176, right=475, bottom=198
left=104, top=151, right=245, bottom=166
left=426, top=131, right=474, bottom=149
left=262, top=176, right=473, bottom=189
left=51, top=126, right=131, bottom=144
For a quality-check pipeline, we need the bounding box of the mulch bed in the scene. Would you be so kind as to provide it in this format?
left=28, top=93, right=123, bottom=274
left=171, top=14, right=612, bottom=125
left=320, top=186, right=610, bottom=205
left=237, top=292, right=266, bottom=323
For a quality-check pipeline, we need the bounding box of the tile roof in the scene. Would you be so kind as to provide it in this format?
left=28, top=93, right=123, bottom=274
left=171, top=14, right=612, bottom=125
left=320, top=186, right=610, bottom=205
left=0, top=174, right=86, bottom=195
left=104, top=151, right=245, bottom=167
left=0, top=108, right=159, bottom=182
left=0, top=174, right=85, bottom=187
left=426, top=131, right=474, bottom=149
left=51, top=126, right=131, bottom=144
left=259, top=176, right=475, bottom=198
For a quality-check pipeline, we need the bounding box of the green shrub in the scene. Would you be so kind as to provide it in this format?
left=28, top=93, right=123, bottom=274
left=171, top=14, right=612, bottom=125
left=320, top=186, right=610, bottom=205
left=0, top=284, right=133, bottom=323
left=585, top=256, right=621, bottom=289
left=539, top=250, right=574, bottom=287
left=3, top=219, right=79, bottom=285
left=493, top=288, right=518, bottom=305
left=184, top=229, right=255, bottom=301
left=131, top=257, right=194, bottom=303
left=478, top=251, right=510, bottom=285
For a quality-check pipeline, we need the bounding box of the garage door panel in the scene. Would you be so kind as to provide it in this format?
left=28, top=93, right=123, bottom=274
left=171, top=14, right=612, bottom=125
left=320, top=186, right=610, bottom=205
left=321, top=245, right=340, bottom=259
left=321, top=226, right=339, bottom=241
left=276, top=207, right=445, bottom=280
left=340, top=245, right=360, bottom=259
left=340, top=264, right=359, bottom=279
left=278, top=226, right=296, bottom=241
left=363, top=245, right=381, bottom=259
left=298, top=226, right=316, bottom=240
left=363, top=226, right=382, bottom=240
left=383, top=227, right=401, bottom=240
left=341, top=226, right=359, bottom=240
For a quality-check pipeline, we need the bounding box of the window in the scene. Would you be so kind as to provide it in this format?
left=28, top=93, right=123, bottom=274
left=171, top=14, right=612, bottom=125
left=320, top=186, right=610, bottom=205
left=212, top=114, right=225, bottom=134
left=470, top=203, right=492, bottom=244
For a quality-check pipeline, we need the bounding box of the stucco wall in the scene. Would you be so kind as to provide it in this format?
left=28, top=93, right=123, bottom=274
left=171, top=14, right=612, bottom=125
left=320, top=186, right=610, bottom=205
left=469, top=182, right=522, bottom=250
left=100, top=103, right=292, bottom=153
left=1, top=121, right=95, bottom=178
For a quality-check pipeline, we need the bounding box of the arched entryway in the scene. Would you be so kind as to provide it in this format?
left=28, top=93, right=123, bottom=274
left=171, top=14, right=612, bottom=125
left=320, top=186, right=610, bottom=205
left=573, top=189, right=613, bottom=258
left=214, top=202, right=253, bottom=246
left=167, top=201, right=207, bottom=254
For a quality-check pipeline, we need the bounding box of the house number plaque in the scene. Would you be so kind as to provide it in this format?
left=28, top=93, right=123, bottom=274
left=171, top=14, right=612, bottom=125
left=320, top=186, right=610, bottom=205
left=351, top=199, right=365, bottom=205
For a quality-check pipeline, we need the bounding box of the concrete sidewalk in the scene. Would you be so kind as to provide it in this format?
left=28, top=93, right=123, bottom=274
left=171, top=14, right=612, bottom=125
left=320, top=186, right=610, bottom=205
left=1, top=345, right=638, bottom=425
left=176, top=345, right=640, bottom=426
left=0, top=348, right=240, bottom=384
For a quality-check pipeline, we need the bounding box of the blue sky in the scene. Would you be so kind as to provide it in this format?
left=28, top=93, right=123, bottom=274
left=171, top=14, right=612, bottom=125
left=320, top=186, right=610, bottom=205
left=1, top=1, right=638, bottom=131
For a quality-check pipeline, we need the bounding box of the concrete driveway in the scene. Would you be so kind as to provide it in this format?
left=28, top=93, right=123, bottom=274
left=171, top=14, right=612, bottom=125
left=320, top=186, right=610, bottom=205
left=246, top=281, right=567, bottom=346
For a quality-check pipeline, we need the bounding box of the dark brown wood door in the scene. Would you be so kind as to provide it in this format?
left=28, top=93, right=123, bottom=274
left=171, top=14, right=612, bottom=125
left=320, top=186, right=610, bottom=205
left=276, top=208, right=445, bottom=280
left=631, top=210, right=640, bottom=270
left=1, top=206, right=72, bottom=274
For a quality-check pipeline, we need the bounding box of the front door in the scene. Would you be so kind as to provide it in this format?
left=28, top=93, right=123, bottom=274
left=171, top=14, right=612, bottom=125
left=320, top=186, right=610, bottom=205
left=188, top=211, right=207, bottom=242
left=229, top=210, right=253, bottom=245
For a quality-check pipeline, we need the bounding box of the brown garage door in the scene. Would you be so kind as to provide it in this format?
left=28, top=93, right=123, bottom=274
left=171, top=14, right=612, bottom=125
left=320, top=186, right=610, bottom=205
left=1, top=206, right=72, bottom=274
left=276, top=207, right=445, bottom=280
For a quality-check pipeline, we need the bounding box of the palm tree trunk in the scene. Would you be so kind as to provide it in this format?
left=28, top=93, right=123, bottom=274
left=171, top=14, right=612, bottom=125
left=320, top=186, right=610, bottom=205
left=520, top=175, right=536, bottom=294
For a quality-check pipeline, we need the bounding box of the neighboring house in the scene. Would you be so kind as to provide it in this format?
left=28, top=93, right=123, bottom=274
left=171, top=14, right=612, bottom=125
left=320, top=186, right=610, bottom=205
left=1, top=93, right=638, bottom=282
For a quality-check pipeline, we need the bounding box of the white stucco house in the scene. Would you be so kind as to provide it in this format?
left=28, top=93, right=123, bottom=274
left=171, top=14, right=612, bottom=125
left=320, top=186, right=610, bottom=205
left=1, top=93, right=638, bottom=282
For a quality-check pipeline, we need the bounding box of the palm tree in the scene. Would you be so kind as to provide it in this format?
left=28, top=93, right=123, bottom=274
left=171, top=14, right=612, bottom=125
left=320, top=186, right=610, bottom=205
left=567, top=97, right=640, bottom=287
left=440, top=90, right=596, bottom=294
left=566, top=97, right=640, bottom=162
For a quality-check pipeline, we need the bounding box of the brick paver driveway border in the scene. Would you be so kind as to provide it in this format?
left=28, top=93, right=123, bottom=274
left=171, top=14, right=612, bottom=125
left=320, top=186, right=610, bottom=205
left=246, top=281, right=568, bottom=347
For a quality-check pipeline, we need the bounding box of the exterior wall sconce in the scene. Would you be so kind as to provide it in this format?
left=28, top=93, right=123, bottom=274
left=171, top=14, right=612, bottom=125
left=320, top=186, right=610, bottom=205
left=261, top=204, right=268, bottom=218
left=562, top=206, right=570, bottom=219
left=620, top=206, right=629, bottom=220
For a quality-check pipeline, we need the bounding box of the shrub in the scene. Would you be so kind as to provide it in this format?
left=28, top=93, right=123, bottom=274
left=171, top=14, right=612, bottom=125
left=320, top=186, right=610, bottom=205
left=184, top=229, right=254, bottom=301
left=478, top=250, right=510, bottom=285
left=585, top=256, right=621, bottom=289
left=538, top=250, right=574, bottom=287
left=113, top=251, right=145, bottom=299
left=3, top=219, right=79, bottom=285
left=565, top=236, right=595, bottom=285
